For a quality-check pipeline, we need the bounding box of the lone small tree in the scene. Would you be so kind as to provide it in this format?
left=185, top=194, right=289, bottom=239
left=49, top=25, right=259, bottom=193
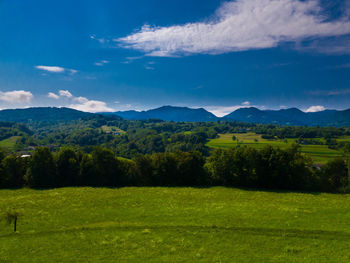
left=5, top=211, right=20, bottom=232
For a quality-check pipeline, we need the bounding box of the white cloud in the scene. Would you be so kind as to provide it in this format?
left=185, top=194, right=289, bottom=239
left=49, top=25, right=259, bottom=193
left=242, top=101, right=250, bottom=106
left=305, top=105, right=326, bottom=112
left=59, top=90, right=73, bottom=98
left=35, top=65, right=65, bottom=73
left=47, top=89, right=114, bottom=113
left=0, top=90, right=33, bottom=103
left=48, top=92, right=60, bottom=99
left=117, top=0, right=350, bottom=57
left=69, top=100, right=114, bottom=113
left=35, top=65, right=78, bottom=75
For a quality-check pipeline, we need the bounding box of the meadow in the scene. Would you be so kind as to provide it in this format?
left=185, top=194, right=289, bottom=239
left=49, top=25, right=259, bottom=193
left=0, top=136, right=20, bottom=151
left=1, top=187, right=350, bottom=262
left=207, top=133, right=346, bottom=163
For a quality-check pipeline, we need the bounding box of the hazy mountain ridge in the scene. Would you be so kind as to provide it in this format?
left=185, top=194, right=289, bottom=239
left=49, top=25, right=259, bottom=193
left=0, top=107, right=94, bottom=123
left=112, top=106, right=350, bottom=126
left=0, top=106, right=350, bottom=126
left=114, top=106, right=218, bottom=122
left=223, top=107, right=350, bottom=126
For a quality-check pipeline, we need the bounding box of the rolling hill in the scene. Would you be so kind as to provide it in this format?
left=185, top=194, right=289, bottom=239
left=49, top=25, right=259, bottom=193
left=0, top=107, right=94, bottom=123
left=223, top=107, right=350, bottom=126
left=112, top=106, right=218, bottom=122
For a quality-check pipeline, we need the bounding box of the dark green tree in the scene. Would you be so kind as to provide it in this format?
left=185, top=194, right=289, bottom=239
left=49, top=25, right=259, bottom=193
left=26, top=147, right=56, bottom=187
left=91, top=147, right=121, bottom=186
left=1, top=155, right=26, bottom=188
left=321, top=158, right=349, bottom=193
left=56, top=147, right=80, bottom=187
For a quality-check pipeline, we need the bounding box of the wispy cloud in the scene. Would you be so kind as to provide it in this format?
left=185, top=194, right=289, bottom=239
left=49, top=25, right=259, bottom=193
left=121, top=56, right=144, bottom=64
left=310, top=88, right=350, bottom=96
left=35, top=65, right=78, bottom=75
left=328, top=89, right=350, bottom=95
left=0, top=90, right=33, bottom=103
left=335, top=63, right=350, bottom=69
left=117, top=0, right=350, bottom=57
left=90, top=35, right=111, bottom=45
left=296, top=35, right=350, bottom=55
left=94, top=60, right=110, bottom=66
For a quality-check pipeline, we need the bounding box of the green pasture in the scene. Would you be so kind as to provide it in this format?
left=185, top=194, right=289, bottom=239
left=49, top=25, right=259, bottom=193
left=1, top=187, right=350, bottom=262
left=0, top=136, right=21, bottom=150
left=207, top=133, right=343, bottom=164
left=337, top=136, right=350, bottom=143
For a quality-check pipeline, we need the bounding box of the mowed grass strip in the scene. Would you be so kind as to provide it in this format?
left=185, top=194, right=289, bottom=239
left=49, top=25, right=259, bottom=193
left=1, top=187, right=350, bottom=262
left=207, top=133, right=343, bottom=164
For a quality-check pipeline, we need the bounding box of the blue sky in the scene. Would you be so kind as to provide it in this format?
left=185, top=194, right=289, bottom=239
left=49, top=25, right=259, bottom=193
left=0, top=0, right=349, bottom=116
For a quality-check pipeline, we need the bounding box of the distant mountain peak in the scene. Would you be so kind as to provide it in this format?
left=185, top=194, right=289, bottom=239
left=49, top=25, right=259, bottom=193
left=111, top=106, right=217, bottom=122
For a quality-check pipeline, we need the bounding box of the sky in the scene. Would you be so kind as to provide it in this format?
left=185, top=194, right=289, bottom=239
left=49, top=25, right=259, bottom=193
left=0, top=0, right=350, bottom=116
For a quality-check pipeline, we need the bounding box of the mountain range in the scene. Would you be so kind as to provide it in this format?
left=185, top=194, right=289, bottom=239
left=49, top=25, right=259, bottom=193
left=0, top=107, right=94, bottom=122
left=223, top=107, right=350, bottom=126
left=110, top=106, right=218, bottom=122
left=1, top=106, right=350, bottom=126
left=106, top=106, right=350, bottom=126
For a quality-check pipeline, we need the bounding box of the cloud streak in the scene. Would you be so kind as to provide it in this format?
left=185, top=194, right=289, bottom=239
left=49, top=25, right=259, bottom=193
left=35, top=65, right=78, bottom=75
left=117, top=0, right=350, bottom=57
left=94, top=60, right=110, bottom=66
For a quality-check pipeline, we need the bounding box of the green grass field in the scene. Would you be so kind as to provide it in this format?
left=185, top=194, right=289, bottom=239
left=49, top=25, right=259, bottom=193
left=0, top=136, right=21, bottom=150
left=207, top=133, right=344, bottom=164
left=1, top=187, right=350, bottom=262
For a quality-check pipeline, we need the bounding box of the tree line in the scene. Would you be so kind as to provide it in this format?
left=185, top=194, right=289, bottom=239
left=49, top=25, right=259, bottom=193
left=0, top=145, right=349, bottom=193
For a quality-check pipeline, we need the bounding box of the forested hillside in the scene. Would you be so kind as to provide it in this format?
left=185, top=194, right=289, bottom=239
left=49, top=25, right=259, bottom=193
left=0, top=108, right=350, bottom=193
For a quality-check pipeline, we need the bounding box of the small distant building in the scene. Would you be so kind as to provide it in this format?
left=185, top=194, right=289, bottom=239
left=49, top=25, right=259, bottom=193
left=20, top=155, right=31, bottom=158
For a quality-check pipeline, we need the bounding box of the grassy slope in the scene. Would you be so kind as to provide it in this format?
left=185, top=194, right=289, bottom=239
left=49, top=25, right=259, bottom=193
left=0, top=136, right=21, bottom=150
left=207, top=133, right=344, bottom=163
left=1, top=187, right=350, bottom=262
